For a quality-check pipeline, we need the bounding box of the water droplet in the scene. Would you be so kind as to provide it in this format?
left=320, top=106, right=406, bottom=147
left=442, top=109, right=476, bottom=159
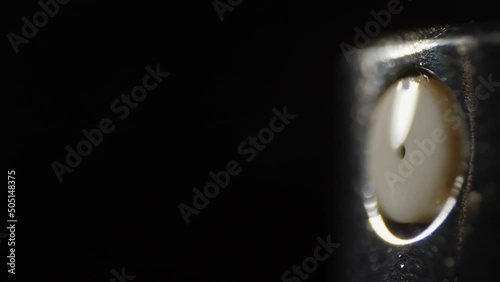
left=444, top=256, right=455, bottom=268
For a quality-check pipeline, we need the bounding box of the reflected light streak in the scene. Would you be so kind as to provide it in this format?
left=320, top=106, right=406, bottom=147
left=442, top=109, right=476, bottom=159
left=390, top=79, right=420, bottom=149
left=366, top=195, right=457, bottom=245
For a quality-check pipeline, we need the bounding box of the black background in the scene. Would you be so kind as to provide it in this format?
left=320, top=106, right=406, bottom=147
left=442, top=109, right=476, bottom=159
left=5, top=0, right=499, bottom=281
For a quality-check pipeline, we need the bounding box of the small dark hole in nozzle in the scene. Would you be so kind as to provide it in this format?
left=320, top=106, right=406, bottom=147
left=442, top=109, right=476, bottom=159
left=399, top=145, right=406, bottom=158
